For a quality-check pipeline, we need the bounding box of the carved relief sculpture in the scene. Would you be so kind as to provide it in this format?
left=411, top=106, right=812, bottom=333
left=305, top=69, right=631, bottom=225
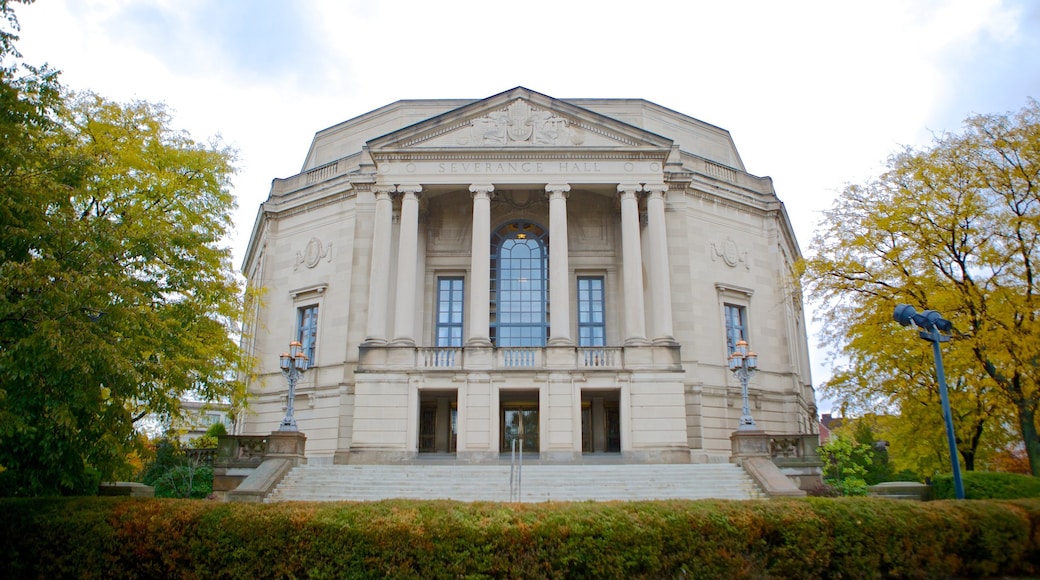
left=295, top=237, right=333, bottom=270
left=711, top=237, right=750, bottom=270
left=459, top=99, right=579, bottom=146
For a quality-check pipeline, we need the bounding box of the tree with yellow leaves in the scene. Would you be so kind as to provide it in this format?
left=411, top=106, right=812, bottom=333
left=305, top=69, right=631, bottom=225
left=807, top=99, right=1040, bottom=476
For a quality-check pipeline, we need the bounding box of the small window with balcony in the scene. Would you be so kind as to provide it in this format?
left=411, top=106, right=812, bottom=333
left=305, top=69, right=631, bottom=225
left=436, top=277, right=464, bottom=347
left=577, top=276, right=606, bottom=347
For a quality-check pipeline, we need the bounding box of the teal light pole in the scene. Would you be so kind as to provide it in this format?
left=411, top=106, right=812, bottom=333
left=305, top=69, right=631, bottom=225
left=893, top=305, right=965, bottom=499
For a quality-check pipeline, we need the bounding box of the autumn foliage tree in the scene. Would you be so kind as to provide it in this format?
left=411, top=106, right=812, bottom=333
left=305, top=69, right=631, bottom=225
left=0, top=0, right=244, bottom=495
left=807, top=99, right=1040, bottom=476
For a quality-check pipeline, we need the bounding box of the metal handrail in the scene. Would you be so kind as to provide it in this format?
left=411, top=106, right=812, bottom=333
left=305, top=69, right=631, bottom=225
left=509, top=438, right=523, bottom=502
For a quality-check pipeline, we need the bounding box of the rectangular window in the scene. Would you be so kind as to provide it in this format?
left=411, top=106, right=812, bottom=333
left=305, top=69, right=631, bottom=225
left=297, top=304, right=319, bottom=363
left=724, top=304, right=746, bottom=354
left=436, top=277, right=464, bottom=347
left=578, top=276, right=606, bottom=347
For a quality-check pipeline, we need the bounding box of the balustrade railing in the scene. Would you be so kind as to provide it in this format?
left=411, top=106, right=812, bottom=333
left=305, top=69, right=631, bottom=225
left=578, top=347, right=621, bottom=368
left=360, top=344, right=668, bottom=372
left=185, top=447, right=216, bottom=466
left=419, top=347, right=462, bottom=368
left=215, top=435, right=269, bottom=468
left=499, top=347, right=539, bottom=368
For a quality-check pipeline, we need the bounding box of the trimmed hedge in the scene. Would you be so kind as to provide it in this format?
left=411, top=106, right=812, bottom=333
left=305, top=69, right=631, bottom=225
left=932, top=471, right=1040, bottom=500
left=1, top=497, right=1038, bottom=579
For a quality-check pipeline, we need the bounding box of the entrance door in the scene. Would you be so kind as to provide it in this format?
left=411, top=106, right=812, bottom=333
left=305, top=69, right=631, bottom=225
left=501, top=404, right=538, bottom=453
left=581, top=390, right=621, bottom=454
left=418, top=391, right=458, bottom=454
left=418, top=404, right=437, bottom=452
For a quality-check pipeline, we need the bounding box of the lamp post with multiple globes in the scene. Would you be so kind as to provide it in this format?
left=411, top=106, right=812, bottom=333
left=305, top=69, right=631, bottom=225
left=728, top=339, right=759, bottom=431
left=278, top=341, right=309, bottom=432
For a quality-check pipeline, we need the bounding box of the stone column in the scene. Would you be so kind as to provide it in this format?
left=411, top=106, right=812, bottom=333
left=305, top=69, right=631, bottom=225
left=391, top=185, right=422, bottom=346
left=618, top=183, right=648, bottom=345
left=645, top=183, right=676, bottom=344
left=546, top=183, right=572, bottom=346
left=467, top=184, right=494, bottom=347
left=364, top=187, right=394, bottom=344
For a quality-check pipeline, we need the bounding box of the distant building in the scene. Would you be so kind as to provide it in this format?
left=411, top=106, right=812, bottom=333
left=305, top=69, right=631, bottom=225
left=819, top=413, right=844, bottom=444
left=240, top=87, right=816, bottom=464
left=170, top=400, right=232, bottom=444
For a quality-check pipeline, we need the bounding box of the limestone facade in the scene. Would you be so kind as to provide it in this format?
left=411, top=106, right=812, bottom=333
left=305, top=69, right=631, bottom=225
left=240, top=87, right=816, bottom=464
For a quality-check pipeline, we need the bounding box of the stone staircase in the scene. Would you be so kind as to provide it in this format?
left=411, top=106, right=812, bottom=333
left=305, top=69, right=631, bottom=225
left=264, top=463, right=765, bottom=503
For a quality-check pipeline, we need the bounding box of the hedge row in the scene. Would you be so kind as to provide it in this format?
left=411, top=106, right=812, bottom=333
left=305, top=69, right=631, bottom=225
left=2, top=497, right=1038, bottom=579
left=932, top=471, right=1040, bottom=500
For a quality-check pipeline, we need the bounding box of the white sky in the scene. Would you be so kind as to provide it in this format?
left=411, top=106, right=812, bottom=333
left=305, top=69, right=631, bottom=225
left=13, top=0, right=1040, bottom=412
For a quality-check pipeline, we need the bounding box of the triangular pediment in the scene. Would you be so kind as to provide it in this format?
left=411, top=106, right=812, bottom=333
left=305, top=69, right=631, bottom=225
left=366, top=87, right=673, bottom=152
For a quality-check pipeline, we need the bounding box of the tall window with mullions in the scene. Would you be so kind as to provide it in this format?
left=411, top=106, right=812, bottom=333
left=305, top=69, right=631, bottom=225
left=436, top=277, right=464, bottom=347
left=297, top=304, right=319, bottom=363
left=724, top=303, right=747, bottom=354
left=577, top=276, right=606, bottom=346
left=490, top=220, right=548, bottom=347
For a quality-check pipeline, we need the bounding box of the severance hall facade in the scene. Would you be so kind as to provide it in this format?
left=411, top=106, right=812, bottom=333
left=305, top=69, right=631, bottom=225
left=240, top=87, right=816, bottom=465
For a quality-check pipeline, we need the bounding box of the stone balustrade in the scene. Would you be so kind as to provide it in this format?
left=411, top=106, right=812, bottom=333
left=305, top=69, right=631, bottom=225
left=214, top=435, right=268, bottom=468
left=370, top=345, right=665, bottom=372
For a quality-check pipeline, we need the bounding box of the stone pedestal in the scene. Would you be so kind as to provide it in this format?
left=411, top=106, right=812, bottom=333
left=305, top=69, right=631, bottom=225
left=266, top=431, right=307, bottom=466
left=730, top=430, right=771, bottom=458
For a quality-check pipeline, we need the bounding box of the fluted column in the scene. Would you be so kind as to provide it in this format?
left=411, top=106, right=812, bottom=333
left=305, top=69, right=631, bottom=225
left=618, top=183, right=648, bottom=345
left=364, top=187, right=394, bottom=344
left=645, top=183, right=676, bottom=344
left=546, top=183, right=572, bottom=346
left=391, top=185, right=422, bottom=346
left=467, top=184, right=494, bottom=347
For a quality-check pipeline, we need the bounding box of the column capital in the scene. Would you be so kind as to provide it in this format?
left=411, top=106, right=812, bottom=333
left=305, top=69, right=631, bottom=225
left=469, top=184, right=495, bottom=199
left=373, top=186, right=394, bottom=199
left=617, top=183, right=642, bottom=198
left=393, top=186, right=422, bottom=199
left=644, top=183, right=668, bottom=197
left=545, top=183, right=571, bottom=199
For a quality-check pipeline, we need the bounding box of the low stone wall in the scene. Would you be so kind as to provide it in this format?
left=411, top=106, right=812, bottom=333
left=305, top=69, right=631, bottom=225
left=730, top=431, right=823, bottom=496
left=868, top=481, right=932, bottom=501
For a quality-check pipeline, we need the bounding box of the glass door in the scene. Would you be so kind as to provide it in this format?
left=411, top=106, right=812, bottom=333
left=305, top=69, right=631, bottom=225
left=501, top=404, right=538, bottom=453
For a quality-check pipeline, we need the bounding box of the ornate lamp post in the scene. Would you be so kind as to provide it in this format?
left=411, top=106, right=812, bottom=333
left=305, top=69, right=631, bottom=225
left=278, top=340, right=309, bottom=432
left=728, top=339, right=759, bottom=431
left=893, top=304, right=965, bottom=499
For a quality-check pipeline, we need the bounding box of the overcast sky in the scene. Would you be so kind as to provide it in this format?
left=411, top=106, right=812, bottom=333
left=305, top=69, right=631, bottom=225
left=12, top=0, right=1040, bottom=411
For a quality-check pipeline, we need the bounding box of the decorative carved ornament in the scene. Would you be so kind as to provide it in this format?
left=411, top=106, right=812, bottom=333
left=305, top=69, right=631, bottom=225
left=498, top=189, right=547, bottom=210
left=457, top=100, right=586, bottom=147
left=711, top=237, right=750, bottom=270
left=295, top=237, right=333, bottom=270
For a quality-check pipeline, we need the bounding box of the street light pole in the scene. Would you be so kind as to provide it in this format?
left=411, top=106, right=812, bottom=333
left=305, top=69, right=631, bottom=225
left=893, top=305, right=965, bottom=499
left=278, top=340, right=309, bottom=432
left=728, top=339, right=759, bottom=431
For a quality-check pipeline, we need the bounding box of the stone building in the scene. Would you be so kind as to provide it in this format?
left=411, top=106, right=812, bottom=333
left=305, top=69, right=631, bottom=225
left=240, top=87, right=816, bottom=465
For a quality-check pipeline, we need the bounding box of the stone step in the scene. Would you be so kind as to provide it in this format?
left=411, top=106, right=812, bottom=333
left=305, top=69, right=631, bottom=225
left=265, top=463, right=765, bottom=503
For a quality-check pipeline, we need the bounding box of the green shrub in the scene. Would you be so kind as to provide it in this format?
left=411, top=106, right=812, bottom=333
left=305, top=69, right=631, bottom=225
left=138, top=439, right=212, bottom=499
left=933, top=471, right=1040, bottom=499
left=205, top=422, right=228, bottom=438
left=1, top=497, right=1037, bottom=578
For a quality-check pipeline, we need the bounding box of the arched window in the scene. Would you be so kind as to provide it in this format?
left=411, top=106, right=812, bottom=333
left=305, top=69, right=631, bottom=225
left=491, top=220, right=548, bottom=346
